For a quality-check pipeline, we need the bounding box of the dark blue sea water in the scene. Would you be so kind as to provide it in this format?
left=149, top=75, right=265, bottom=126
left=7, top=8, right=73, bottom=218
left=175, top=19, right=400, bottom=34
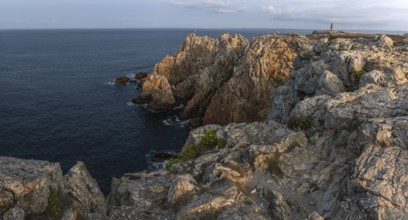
left=0, top=28, right=313, bottom=193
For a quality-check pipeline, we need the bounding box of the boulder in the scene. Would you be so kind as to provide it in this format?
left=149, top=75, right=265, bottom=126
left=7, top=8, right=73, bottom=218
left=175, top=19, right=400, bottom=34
left=167, top=174, right=200, bottom=211
left=115, top=76, right=131, bottom=85
left=315, top=70, right=345, bottom=96
left=107, top=171, right=174, bottom=219
left=62, top=161, right=107, bottom=219
left=135, top=72, right=148, bottom=80
left=0, top=157, right=62, bottom=218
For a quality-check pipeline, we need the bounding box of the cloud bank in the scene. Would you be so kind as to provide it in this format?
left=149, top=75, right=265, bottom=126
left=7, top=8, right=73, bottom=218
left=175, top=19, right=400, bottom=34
left=167, top=0, right=244, bottom=14
left=262, top=0, right=408, bottom=28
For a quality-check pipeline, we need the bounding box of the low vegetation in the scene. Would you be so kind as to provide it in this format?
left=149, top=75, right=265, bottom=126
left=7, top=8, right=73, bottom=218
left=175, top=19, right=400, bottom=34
left=47, top=190, right=62, bottom=220
left=166, top=129, right=226, bottom=172
left=287, top=117, right=313, bottom=130
left=267, top=151, right=284, bottom=178
left=353, top=69, right=365, bottom=83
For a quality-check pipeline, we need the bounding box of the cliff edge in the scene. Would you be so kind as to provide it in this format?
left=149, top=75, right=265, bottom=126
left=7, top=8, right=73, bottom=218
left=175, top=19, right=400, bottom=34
left=1, top=31, right=407, bottom=220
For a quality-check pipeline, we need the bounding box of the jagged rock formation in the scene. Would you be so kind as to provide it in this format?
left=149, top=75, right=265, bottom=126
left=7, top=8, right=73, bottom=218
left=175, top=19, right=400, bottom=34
left=203, top=34, right=309, bottom=125
left=134, top=33, right=248, bottom=115
left=134, top=33, right=309, bottom=125
left=0, top=158, right=107, bottom=219
left=113, top=32, right=407, bottom=219
left=1, top=31, right=407, bottom=220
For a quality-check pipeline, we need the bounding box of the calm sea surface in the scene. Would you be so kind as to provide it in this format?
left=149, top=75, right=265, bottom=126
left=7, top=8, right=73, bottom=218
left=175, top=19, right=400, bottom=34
left=0, top=28, right=313, bottom=193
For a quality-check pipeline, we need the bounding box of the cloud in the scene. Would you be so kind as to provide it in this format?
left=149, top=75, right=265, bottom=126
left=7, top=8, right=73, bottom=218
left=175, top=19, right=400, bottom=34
left=167, top=0, right=240, bottom=13
left=262, top=1, right=408, bottom=29
left=262, top=5, right=285, bottom=16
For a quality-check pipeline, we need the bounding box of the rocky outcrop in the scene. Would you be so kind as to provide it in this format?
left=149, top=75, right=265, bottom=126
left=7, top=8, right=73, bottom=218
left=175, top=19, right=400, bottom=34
left=203, top=34, right=309, bottom=125
left=108, top=171, right=174, bottom=219
left=115, top=76, right=131, bottom=85
left=0, top=158, right=107, bottom=219
left=269, top=32, right=408, bottom=124
left=1, top=31, right=407, bottom=219
left=135, top=33, right=309, bottom=125
left=112, top=31, right=408, bottom=219
left=135, top=33, right=248, bottom=116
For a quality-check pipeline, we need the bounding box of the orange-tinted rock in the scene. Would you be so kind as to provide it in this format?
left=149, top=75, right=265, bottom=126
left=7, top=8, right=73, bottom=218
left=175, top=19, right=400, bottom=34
left=203, top=34, right=310, bottom=125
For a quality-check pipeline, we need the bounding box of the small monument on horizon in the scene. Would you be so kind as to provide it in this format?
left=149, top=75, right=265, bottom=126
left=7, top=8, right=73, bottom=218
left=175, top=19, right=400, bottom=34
left=330, top=23, right=334, bottom=31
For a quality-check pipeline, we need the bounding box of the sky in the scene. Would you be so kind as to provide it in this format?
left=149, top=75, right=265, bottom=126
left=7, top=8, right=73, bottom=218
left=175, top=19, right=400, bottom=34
left=0, top=0, right=407, bottom=31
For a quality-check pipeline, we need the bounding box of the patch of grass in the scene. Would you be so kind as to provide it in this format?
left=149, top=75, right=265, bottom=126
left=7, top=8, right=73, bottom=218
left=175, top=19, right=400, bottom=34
left=284, top=142, right=301, bottom=153
left=217, top=138, right=227, bottom=148
left=267, top=151, right=284, bottom=178
left=166, top=129, right=226, bottom=172
left=267, top=158, right=284, bottom=178
left=353, top=70, right=365, bottom=83
left=346, top=68, right=367, bottom=92
left=287, top=117, right=312, bottom=130
left=243, top=197, right=253, bottom=205
left=196, top=129, right=218, bottom=153
left=47, top=190, right=62, bottom=220
left=345, top=86, right=357, bottom=92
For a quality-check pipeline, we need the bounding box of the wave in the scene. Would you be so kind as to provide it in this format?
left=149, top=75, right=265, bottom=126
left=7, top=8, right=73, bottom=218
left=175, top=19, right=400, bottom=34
left=126, top=101, right=135, bottom=106
left=172, top=104, right=185, bottom=111
left=162, top=115, right=189, bottom=127
left=104, top=81, right=116, bottom=86
left=145, top=150, right=177, bottom=170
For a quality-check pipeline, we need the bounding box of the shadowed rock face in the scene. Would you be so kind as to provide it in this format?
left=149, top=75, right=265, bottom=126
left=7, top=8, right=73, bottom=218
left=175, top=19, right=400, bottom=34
left=203, top=34, right=309, bottom=125
left=136, top=33, right=309, bottom=126
left=0, top=158, right=107, bottom=219
left=137, top=33, right=248, bottom=117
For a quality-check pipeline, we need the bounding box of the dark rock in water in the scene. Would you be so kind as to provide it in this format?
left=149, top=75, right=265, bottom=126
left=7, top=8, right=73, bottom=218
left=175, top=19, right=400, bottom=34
left=132, top=96, right=150, bottom=105
left=151, top=152, right=177, bottom=163
left=115, top=76, right=130, bottom=85
left=137, top=78, right=146, bottom=88
left=189, top=117, right=203, bottom=128
left=135, top=72, right=148, bottom=80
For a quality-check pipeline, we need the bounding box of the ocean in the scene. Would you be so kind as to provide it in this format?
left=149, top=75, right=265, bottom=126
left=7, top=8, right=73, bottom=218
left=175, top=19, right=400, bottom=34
left=0, top=28, right=313, bottom=193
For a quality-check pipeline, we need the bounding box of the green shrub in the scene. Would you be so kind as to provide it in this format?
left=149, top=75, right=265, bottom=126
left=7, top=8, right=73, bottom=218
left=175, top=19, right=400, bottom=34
left=166, top=129, right=225, bottom=172
left=178, top=143, right=198, bottom=161
left=267, top=158, right=284, bottom=178
left=196, top=129, right=218, bottom=153
left=353, top=70, right=365, bottom=83
left=47, top=190, right=62, bottom=220
left=217, top=138, right=227, bottom=148
left=288, top=117, right=312, bottom=130
left=267, top=151, right=284, bottom=178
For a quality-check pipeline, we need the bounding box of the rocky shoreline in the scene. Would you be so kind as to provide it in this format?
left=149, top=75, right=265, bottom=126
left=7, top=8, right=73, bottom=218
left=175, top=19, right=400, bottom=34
left=1, top=31, right=407, bottom=219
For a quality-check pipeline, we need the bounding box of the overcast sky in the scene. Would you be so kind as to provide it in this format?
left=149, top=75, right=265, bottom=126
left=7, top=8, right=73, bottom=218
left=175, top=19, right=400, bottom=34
left=0, top=0, right=407, bottom=31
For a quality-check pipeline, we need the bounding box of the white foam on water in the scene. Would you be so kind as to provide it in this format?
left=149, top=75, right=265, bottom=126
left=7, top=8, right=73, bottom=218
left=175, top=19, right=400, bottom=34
left=162, top=118, right=173, bottom=126
left=162, top=115, right=189, bottom=127
left=126, top=101, right=135, bottom=106
left=172, top=104, right=185, bottom=110
left=126, top=73, right=136, bottom=79
left=104, top=81, right=115, bottom=86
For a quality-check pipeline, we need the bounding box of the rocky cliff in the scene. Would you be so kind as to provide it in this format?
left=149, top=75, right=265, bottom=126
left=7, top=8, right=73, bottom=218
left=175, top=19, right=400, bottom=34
left=116, top=32, right=408, bottom=219
left=1, top=31, right=407, bottom=220
left=134, top=33, right=309, bottom=126
left=0, top=158, right=107, bottom=219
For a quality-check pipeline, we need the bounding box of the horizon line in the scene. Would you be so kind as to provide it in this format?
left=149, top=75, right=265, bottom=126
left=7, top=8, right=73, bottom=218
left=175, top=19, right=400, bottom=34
left=0, top=27, right=407, bottom=33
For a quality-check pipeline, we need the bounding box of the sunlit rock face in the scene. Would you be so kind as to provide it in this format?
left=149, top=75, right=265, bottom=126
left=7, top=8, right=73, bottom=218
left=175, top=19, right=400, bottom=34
left=0, top=158, right=107, bottom=219
left=136, top=33, right=309, bottom=126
